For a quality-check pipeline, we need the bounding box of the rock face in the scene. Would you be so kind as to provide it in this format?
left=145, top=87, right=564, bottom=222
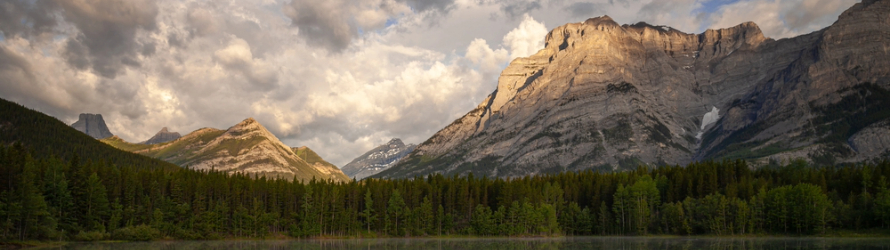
left=141, top=127, right=181, bottom=145
left=102, top=118, right=350, bottom=182
left=70, top=113, right=113, bottom=139
left=341, top=139, right=416, bottom=180
left=374, top=1, right=890, bottom=179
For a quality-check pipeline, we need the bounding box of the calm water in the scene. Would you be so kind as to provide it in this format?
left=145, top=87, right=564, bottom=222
left=29, top=237, right=890, bottom=250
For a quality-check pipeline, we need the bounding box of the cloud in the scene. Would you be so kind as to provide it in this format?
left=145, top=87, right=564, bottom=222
left=500, top=0, right=543, bottom=20
left=635, top=0, right=703, bottom=33
left=187, top=8, right=217, bottom=37
left=502, top=14, right=547, bottom=58
left=283, top=0, right=445, bottom=52
left=0, top=0, right=858, bottom=167
left=213, top=37, right=279, bottom=91
left=56, top=0, right=159, bottom=78
left=466, top=39, right=509, bottom=72
left=707, top=0, right=857, bottom=38
left=0, top=0, right=58, bottom=40
left=563, top=2, right=605, bottom=18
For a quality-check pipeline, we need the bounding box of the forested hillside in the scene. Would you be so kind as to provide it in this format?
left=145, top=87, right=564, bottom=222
left=0, top=98, right=178, bottom=170
left=1, top=142, right=888, bottom=241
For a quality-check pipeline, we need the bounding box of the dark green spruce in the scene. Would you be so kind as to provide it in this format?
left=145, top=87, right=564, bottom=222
left=1, top=143, right=890, bottom=241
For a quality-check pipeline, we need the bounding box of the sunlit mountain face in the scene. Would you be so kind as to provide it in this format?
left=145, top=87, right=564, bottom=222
left=0, top=0, right=858, bottom=168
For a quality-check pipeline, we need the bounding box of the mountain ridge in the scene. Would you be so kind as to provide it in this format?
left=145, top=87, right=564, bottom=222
left=374, top=0, right=890, bottom=179
left=141, top=127, right=181, bottom=145
left=341, top=138, right=416, bottom=180
left=103, top=118, right=350, bottom=182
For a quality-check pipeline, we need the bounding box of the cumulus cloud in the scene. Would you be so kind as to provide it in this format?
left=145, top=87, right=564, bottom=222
left=502, top=14, right=548, bottom=58
left=562, top=2, right=605, bottom=18
left=499, top=0, right=543, bottom=20
left=707, top=0, right=858, bottom=38
left=0, top=0, right=58, bottom=39
left=283, top=0, right=458, bottom=52
left=635, top=0, right=703, bottom=33
left=466, top=39, right=509, bottom=72
left=57, top=0, right=159, bottom=78
left=0, top=0, right=858, bottom=167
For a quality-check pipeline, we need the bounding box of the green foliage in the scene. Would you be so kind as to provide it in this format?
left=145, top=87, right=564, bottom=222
left=2, top=141, right=890, bottom=242
left=361, top=191, right=377, bottom=232
left=387, top=189, right=406, bottom=236
left=72, top=231, right=106, bottom=241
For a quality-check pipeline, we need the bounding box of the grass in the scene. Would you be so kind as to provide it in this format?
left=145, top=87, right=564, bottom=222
left=100, top=137, right=155, bottom=152
left=717, top=141, right=790, bottom=160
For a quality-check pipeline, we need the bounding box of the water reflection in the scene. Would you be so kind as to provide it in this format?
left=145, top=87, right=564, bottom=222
left=29, top=237, right=890, bottom=250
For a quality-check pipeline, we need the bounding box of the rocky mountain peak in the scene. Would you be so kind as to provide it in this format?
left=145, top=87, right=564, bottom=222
left=375, top=1, right=890, bottom=179
left=70, top=113, right=113, bottom=139
left=226, top=118, right=273, bottom=136
left=142, top=126, right=182, bottom=145
left=582, top=15, right=618, bottom=26
left=387, top=138, right=405, bottom=146
left=341, top=138, right=417, bottom=180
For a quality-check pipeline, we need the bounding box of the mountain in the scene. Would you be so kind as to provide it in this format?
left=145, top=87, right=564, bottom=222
left=341, top=138, right=416, bottom=179
left=102, top=118, right=350, bottom=182
left=0, top=98, right=178, bottom=170
left=374, top=0, right=890, bottom=179
left=141, top=127, right=181, bottom=145
left=291, top=146, right=346, bottom=179
left=70, top=113, right=114, bottom=139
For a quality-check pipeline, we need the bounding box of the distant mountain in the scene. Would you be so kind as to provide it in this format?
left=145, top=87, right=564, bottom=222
left=0, top=98, right=178, bottom=170
left=375, top=1, right=890, bottom=179
left=141, top=127, right=181, bottom=145
left=102, top=118, right=350, bottom=182
left=341, top=139, right=416, bottom=179
left=70, top=113, right=113, bottom=139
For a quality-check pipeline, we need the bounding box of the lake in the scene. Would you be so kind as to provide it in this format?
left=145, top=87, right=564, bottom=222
left=28, top=237, right=890, bottom=250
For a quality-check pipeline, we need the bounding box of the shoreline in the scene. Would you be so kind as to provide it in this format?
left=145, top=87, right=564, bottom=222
left=7, top=232, right=890, bottom=247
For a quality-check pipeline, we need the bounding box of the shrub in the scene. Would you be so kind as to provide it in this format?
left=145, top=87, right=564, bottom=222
left=111, top=225, right=161, bottom=241
left=73, top=230, right=107, bottom=241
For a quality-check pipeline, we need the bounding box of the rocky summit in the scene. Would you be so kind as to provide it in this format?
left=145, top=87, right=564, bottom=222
left=102, top=118, right=350, bottom=182
left=374, top=1, right=890, bottom=179
left=141, top=127, right=182, bottom=145
left=341, top=138, right=416, bottom=180
left=70, top=113, right=114, bottom=139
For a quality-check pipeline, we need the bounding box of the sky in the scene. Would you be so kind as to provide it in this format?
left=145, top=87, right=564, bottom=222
left=0, top=0, right=859, bottom=166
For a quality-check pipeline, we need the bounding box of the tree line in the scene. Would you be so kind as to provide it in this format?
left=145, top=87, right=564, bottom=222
left=1, top=143, right=889, bottom=241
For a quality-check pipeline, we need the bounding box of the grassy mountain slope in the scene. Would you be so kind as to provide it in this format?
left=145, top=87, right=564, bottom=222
left=0, top=98, right=178, bottom=170
left=102, top=119, right=349, bottom=182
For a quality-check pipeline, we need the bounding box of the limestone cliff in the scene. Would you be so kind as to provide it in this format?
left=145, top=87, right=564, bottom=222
left=71, top=113, right=113, bottom=139
left=375, top=1, right=890, bottom=178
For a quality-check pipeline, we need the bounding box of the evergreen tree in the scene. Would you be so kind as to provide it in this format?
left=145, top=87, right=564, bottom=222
left=387, top=189, right=405, bottom=236
left=360, top=190, right=376, bottom=232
